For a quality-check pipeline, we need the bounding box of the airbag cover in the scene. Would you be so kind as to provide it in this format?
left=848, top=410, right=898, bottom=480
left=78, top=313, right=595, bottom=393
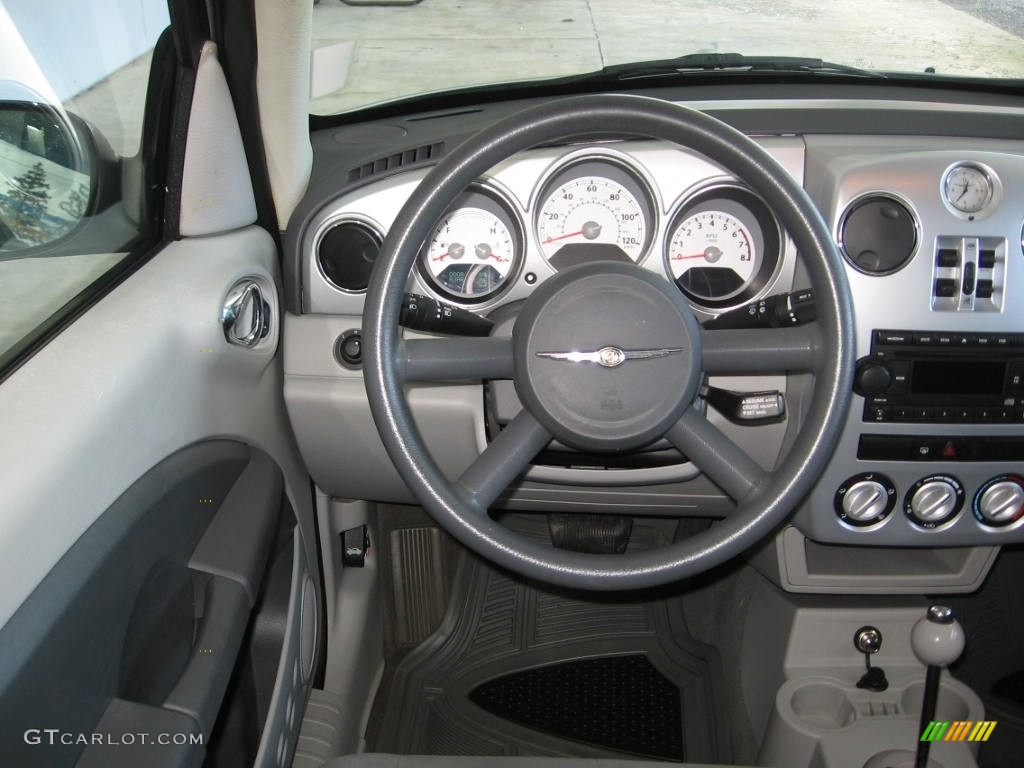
left=513, top=261, right=702, bottom=453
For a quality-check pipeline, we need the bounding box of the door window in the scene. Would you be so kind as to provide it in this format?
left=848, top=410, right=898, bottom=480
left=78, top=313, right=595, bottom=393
left=0, top=1, right=170, bottom=371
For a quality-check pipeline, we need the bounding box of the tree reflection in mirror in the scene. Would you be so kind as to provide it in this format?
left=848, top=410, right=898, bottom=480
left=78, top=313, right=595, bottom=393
left=0, top=103, right=91, bottom=252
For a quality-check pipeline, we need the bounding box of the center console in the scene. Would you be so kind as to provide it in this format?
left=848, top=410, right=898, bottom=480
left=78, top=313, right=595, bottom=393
left=766, top=139, right=1024, bottom=595
left=758, top=606, right=983, bottom=768
left=791, top=320, right=1024, bottom=552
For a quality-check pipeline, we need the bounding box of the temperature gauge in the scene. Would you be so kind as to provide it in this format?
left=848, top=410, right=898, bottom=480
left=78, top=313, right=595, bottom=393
left=419, top=189, right=522, bottom=303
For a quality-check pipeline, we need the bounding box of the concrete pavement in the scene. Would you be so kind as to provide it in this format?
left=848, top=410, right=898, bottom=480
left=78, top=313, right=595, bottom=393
left=309, top=0, right=1024, bottom=114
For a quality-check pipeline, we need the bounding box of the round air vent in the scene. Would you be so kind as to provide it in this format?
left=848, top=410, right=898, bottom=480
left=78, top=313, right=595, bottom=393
left=839, top=195, right=917, bottom=275
left=316, top=219, right=382, bottom=292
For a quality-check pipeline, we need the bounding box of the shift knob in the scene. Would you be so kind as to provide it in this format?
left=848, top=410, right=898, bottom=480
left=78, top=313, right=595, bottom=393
left=910, top=605, right=965, bottom=666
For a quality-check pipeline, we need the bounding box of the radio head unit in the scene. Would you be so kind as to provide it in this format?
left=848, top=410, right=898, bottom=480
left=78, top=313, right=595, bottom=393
left=855, top=329, right=1024, bottom=424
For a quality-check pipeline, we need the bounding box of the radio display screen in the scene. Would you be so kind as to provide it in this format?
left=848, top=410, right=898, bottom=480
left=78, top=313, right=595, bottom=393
left=911, top=360, right=1006, bottom=396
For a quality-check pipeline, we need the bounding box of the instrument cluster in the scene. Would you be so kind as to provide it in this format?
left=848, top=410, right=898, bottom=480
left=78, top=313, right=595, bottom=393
left=307, top=140, right=798, bottom=317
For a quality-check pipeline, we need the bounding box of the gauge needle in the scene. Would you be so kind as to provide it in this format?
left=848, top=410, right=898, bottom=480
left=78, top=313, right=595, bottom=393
left=474, top=243, right=508, bottom=263
left=543, top=221, right=602, bottom=244
left=543, top=230, right=585, bottom=244
left=672, top=253, right=711, bottom=260
left=432, top=242, right=465, bottom=261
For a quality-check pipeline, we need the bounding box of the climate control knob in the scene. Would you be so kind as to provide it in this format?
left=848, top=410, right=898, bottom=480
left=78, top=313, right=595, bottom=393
left=974, top=475, right=1024, bottom=527
left=835, top=473, right=896, bottom=527
left=905, top=475, right=964, bottom=529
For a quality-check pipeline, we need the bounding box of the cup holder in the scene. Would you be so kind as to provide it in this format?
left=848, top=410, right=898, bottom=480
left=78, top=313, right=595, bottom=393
left=764, top=676, right=984, bottom=768
left=790, top=681, right=857, bottom=730
left=900, top=681, right=971, bottom=721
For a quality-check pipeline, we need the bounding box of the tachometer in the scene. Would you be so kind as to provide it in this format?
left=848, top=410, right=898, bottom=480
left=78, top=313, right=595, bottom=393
left=669, top=210, right=757, bottom=301
left=418, top=188, right=522, bottom=303
left=535, top=158, right=655, bottom=270
left=665, top=185, right=781, bottom=309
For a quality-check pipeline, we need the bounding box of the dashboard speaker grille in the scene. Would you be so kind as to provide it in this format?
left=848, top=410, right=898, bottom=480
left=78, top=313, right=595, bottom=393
left=316, top=220, right=381, bottom=292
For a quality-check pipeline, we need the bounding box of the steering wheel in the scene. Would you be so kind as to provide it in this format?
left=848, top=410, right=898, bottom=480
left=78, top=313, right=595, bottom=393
left=364, top=94, right=854, bottom=590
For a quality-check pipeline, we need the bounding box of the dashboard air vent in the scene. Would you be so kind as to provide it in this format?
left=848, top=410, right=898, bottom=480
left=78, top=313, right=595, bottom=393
left=316, top=219, right=382, bottom=293
left=839, top=195, right=917, bottom=275
left=348, top=142, right=445, bottom=182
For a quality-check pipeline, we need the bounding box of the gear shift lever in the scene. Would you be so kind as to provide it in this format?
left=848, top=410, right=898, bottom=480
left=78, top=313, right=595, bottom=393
left=910, top=605, right=965, bottom=768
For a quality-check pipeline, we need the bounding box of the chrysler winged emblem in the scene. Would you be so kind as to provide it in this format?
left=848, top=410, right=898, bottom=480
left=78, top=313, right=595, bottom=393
left=535, top=345, right=683, bottom=368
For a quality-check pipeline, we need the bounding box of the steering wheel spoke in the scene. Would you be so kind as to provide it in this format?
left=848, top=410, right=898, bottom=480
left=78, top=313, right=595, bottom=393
left=666, top=409, right=767, bottom=502
left=701, top=325, right=820, bottom=375
left=400, top=336, right=515, bottom=382
left=456, top=410, right=552, bottom=512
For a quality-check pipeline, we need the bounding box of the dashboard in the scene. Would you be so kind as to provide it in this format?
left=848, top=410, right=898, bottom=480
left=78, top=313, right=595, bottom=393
left=283, top=84, right=1024, bottom=593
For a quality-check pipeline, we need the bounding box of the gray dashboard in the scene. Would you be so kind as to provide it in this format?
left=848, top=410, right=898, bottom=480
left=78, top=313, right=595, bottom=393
left=283, top=87, right=1024, bottom=590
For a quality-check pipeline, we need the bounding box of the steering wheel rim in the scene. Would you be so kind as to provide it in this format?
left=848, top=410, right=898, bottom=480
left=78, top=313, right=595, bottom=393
left=364, top=94, right=854, bottom=590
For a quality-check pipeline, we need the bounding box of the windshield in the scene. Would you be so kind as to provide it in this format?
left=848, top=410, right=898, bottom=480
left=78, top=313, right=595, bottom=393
left=310, top=0, right=1024, bottom=115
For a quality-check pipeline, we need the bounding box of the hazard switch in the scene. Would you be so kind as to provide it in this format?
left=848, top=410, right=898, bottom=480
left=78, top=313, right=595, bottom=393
left=942, top=441, right=957, bottom=459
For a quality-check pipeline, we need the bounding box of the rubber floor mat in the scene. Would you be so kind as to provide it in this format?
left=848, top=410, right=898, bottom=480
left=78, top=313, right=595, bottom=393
left=372, top=521, right=728, bottom=762
left=470, top=654, right=683, bottom=760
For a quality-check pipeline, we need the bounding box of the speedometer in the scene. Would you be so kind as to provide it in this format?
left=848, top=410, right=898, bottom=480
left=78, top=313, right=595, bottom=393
left=535, top=158, right=655, bottom=270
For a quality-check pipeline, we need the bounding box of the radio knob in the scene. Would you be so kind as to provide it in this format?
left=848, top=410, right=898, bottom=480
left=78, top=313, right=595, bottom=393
left=854, top=358, right=892, bottom=397
left=976, top=477, right=1024, bottom=526
left=907, top=477, right=963, bottom=528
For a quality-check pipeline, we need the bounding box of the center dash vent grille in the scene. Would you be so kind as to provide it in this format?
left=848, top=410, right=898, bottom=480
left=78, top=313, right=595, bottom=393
left=348, top=142, right=445, bottom=182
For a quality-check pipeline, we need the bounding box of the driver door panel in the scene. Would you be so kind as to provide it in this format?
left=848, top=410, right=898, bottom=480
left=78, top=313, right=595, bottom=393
left=0, top=228, right=320, bottom=767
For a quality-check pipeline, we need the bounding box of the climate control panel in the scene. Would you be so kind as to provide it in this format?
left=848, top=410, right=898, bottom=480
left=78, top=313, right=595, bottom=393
left=833, top=472, right=1024, bottom=533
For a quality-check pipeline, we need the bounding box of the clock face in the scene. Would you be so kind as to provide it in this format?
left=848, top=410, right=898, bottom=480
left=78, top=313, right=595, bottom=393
left=942, top=164, right=993, bottom=214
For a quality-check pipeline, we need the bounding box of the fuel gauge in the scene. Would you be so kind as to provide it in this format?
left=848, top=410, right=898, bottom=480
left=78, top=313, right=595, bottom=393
left=418, top=187, right=523, bottom=303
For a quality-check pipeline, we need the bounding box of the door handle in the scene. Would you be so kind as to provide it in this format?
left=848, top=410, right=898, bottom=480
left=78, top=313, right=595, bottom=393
left=221, top=279, right=270, bottom=347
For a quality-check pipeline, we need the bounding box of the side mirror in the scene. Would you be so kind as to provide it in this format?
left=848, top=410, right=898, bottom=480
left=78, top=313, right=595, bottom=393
left=0, top=101, right=118, bottom=253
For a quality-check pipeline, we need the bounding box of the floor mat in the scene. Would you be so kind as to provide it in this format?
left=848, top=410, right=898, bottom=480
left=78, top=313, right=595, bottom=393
left=470, top=654, right=683, bottom=760
left=372, top=519, right=728, bottom=762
